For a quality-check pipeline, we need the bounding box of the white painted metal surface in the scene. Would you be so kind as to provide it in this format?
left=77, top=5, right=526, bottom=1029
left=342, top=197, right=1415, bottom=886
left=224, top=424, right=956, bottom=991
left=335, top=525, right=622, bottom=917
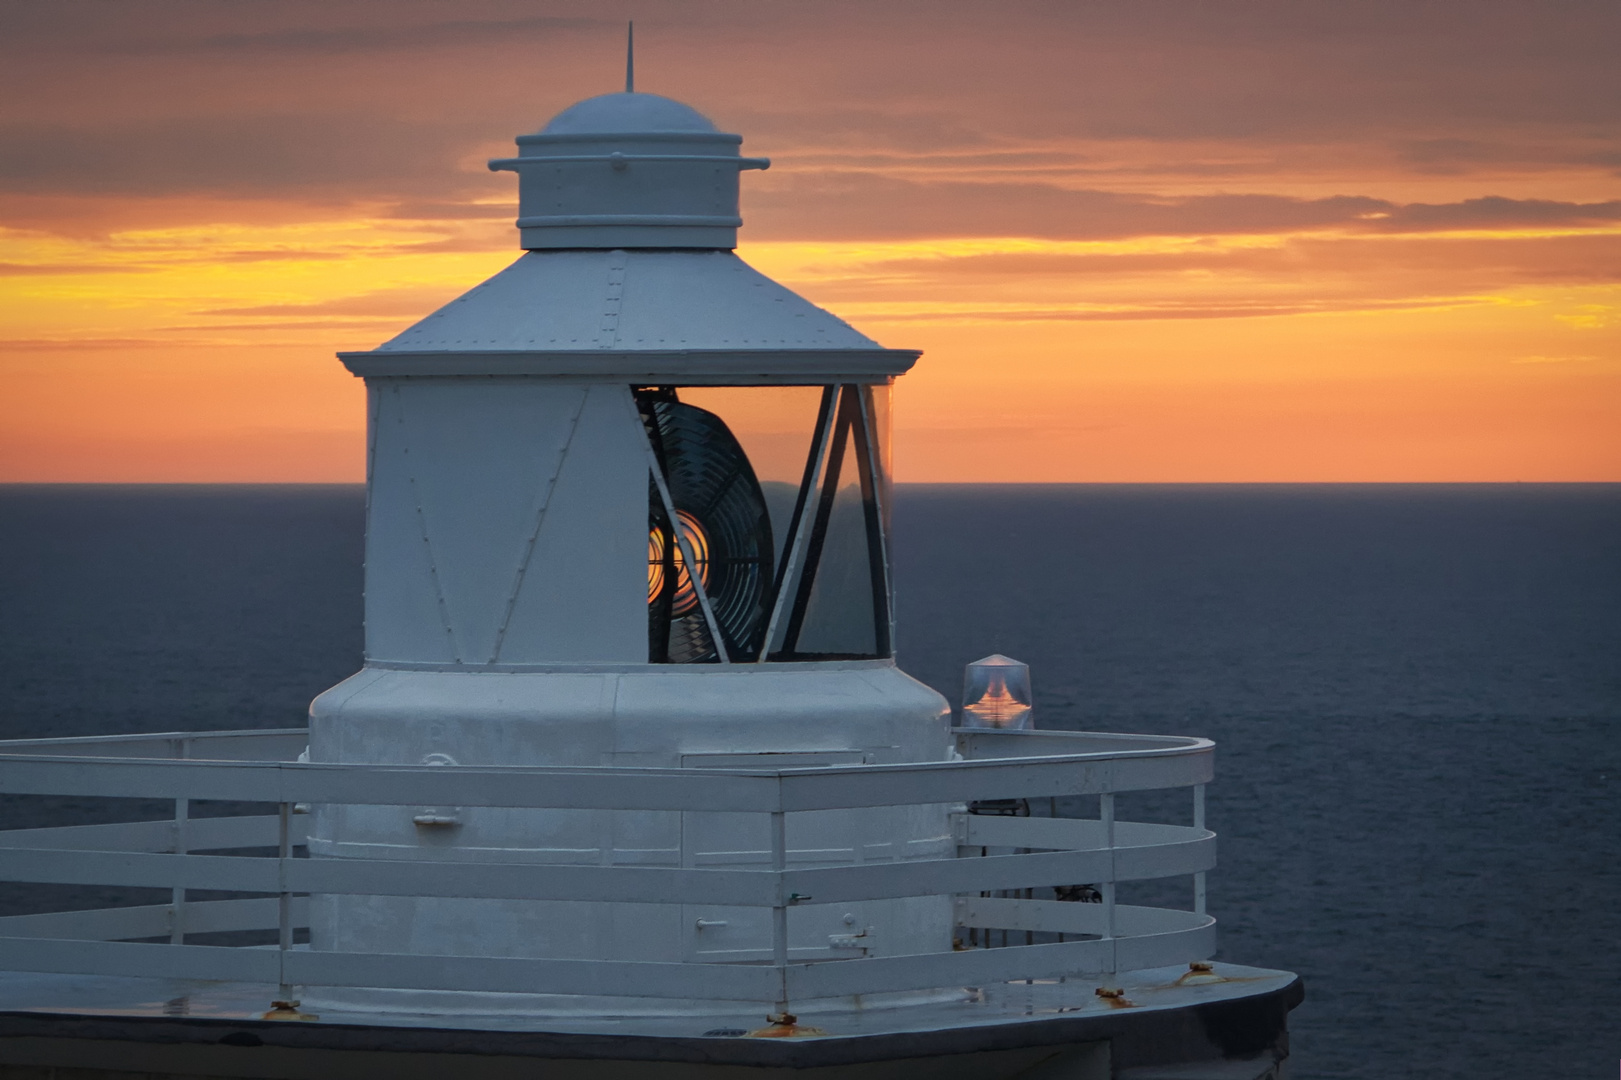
left=489, top=91, right=765, bottom=250
left=368, top=249, right=874, bottom=353
left=361, top=380, right=646, bottom=665
left=306, top=663, right=957, bottom=977
left=340, top=249, right=914, bottom=380
left=0, top=727, right=1215, bottom=1011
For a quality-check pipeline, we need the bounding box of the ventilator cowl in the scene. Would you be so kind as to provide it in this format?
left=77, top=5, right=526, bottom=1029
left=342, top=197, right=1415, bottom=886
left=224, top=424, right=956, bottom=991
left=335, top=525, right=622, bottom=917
left=488, top=91, right=769, bottom=250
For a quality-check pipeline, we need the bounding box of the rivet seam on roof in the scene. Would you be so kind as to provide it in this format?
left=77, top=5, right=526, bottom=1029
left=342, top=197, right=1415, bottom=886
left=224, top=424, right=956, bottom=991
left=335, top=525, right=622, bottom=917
left=598, top=250, right=627, bottom=349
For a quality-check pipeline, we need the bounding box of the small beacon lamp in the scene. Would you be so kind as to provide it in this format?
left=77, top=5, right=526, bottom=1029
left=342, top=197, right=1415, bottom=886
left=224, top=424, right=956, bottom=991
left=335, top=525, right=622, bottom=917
left=960, top=654, right=1033, bottom=729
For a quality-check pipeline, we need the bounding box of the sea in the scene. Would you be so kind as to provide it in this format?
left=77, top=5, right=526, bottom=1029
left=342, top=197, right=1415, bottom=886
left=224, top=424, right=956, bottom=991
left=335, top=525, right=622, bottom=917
left=1, top=483, right=1617, bottom=1079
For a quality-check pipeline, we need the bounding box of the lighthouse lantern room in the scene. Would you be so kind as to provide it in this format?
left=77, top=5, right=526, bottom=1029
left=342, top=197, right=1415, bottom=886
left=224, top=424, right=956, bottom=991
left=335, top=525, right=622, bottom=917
left=313, top=86, right=953, bottom=990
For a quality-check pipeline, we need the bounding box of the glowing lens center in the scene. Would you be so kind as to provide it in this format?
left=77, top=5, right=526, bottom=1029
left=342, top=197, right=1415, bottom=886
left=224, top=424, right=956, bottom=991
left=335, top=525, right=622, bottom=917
left=963, top=674, right=1031, bottom=728
left=648, top=509, right=710, bottom=615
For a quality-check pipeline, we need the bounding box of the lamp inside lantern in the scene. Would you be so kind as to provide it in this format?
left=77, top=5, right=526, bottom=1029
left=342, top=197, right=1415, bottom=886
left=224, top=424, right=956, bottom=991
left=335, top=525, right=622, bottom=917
left=647, top=508, right=710, bottom=617
left=961, top=654, right=1033, bottom=729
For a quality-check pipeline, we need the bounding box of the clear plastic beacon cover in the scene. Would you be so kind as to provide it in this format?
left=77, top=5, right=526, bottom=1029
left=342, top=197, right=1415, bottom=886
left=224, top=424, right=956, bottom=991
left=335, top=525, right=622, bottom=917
left=636, top=383, right=892, bottom=664
left=961, top=655, right=1033, bottom=730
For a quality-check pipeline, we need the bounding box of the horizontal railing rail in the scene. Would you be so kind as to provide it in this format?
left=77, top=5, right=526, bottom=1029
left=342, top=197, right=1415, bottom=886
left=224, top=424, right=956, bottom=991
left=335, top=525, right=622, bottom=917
left=0, top=745, right=1211, bottom=810
left=0, top=727, right=1215, bottom=1008
left=0, top=728, right=309, bottom=761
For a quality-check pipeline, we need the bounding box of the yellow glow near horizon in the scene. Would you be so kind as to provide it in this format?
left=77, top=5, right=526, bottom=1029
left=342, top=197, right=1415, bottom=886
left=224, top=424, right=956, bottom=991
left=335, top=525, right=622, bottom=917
left=0, top=218, right=514, bottom=350
left=1, top=212, right=1617, bottom=483
left=2, top=2, right=1617, bottom=483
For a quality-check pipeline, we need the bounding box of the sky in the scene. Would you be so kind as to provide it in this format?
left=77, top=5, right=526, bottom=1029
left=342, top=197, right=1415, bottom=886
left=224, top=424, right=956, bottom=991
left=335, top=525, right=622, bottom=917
left=1, top=0, right=1617, bottom=482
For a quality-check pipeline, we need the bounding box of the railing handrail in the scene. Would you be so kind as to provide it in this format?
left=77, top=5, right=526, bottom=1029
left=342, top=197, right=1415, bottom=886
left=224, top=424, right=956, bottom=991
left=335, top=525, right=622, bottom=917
left=0, top=729, right=1212, bottom=811
left=0, top=726, right=1210, bottom=758
left=0, top=726, right=1217, bottom=1003
left=0, top=727, right=308, bottom=759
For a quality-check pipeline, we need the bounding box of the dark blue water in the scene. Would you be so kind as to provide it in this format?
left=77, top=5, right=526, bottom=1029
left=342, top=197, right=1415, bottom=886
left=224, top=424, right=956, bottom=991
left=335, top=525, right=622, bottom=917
left=2, top=483, right=1618, bottom=1079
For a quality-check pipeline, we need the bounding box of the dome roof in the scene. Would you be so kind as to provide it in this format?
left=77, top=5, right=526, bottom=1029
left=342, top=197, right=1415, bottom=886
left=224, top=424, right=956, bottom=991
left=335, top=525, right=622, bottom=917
left=539, top=92, right=718, bottom=135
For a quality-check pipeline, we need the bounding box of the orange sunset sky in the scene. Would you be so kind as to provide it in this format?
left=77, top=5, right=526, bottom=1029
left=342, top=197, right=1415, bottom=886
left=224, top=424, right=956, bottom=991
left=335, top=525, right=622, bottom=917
left=1, top=1, right=1617, bottom=483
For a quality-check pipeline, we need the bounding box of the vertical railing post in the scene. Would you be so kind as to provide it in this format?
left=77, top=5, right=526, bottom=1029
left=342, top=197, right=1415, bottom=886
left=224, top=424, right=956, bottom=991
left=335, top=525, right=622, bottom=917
left=1193, top=783, right=1207, bottom=916
left=770, top=809, right=789, bottom=1014
left=170, top=736, right=190, bottom=945
left=1100, top=792, right=1116, bottom=972
left=277, top=800, right=293, bottom=1000
left=170, top=796, right=188, bottom=944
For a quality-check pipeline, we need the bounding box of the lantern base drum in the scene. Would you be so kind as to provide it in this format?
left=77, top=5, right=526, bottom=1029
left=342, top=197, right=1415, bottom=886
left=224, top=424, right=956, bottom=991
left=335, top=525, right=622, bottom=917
left=303, top=661, right=958, bottom=1015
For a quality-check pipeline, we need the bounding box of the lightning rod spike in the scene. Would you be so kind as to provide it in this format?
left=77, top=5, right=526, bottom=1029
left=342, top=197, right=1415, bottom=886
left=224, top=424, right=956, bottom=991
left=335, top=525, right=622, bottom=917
left=625, top=22, right=634, bottom=94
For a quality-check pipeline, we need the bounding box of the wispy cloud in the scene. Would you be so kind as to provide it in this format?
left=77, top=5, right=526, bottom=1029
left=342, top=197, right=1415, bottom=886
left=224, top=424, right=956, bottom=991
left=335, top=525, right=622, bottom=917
left=135, top=17, right=608, bottom=57
left=0, top=116, right=495, bottom=200
left=1, top=0, right=1616, bottom=481
left=200, top=286, right=472, bottom=319
left=0, top=262, right=150, bottom=276
left=840, top=297, right=1482, bottom=324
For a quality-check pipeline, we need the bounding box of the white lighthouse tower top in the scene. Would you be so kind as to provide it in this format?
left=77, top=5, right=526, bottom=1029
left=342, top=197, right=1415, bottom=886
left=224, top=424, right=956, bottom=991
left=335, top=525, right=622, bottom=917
left=0, top=48, right=1302, bottom=1076
left=487, top=86, right=767, bottom=253
left=340, top=81, right=911, bottom=382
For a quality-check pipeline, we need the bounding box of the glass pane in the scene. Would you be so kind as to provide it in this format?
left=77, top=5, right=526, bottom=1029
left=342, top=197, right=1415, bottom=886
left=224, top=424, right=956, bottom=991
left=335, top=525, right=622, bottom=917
left=772, top=386, right=891, bottom=660
left=866, top=380, right=893, bottom=495
left=639, top=388, right=772, bottom=663
left=793, top=472, right=877, bottom=656
left=866, top=382, right=893, bottom=552
left=638, top=384, right=892, bottom=664
left=676, top=386, right=826, bottom=571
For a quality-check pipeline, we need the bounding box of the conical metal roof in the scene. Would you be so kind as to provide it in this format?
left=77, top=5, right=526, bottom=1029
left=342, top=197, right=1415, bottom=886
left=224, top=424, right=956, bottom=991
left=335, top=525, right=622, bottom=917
left=375, top=250, right=876, bottom=353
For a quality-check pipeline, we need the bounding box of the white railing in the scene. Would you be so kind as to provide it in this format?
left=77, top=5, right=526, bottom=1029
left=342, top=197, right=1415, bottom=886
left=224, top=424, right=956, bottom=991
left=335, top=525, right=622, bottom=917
left=0, top=727, right=1214, bottom=1008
